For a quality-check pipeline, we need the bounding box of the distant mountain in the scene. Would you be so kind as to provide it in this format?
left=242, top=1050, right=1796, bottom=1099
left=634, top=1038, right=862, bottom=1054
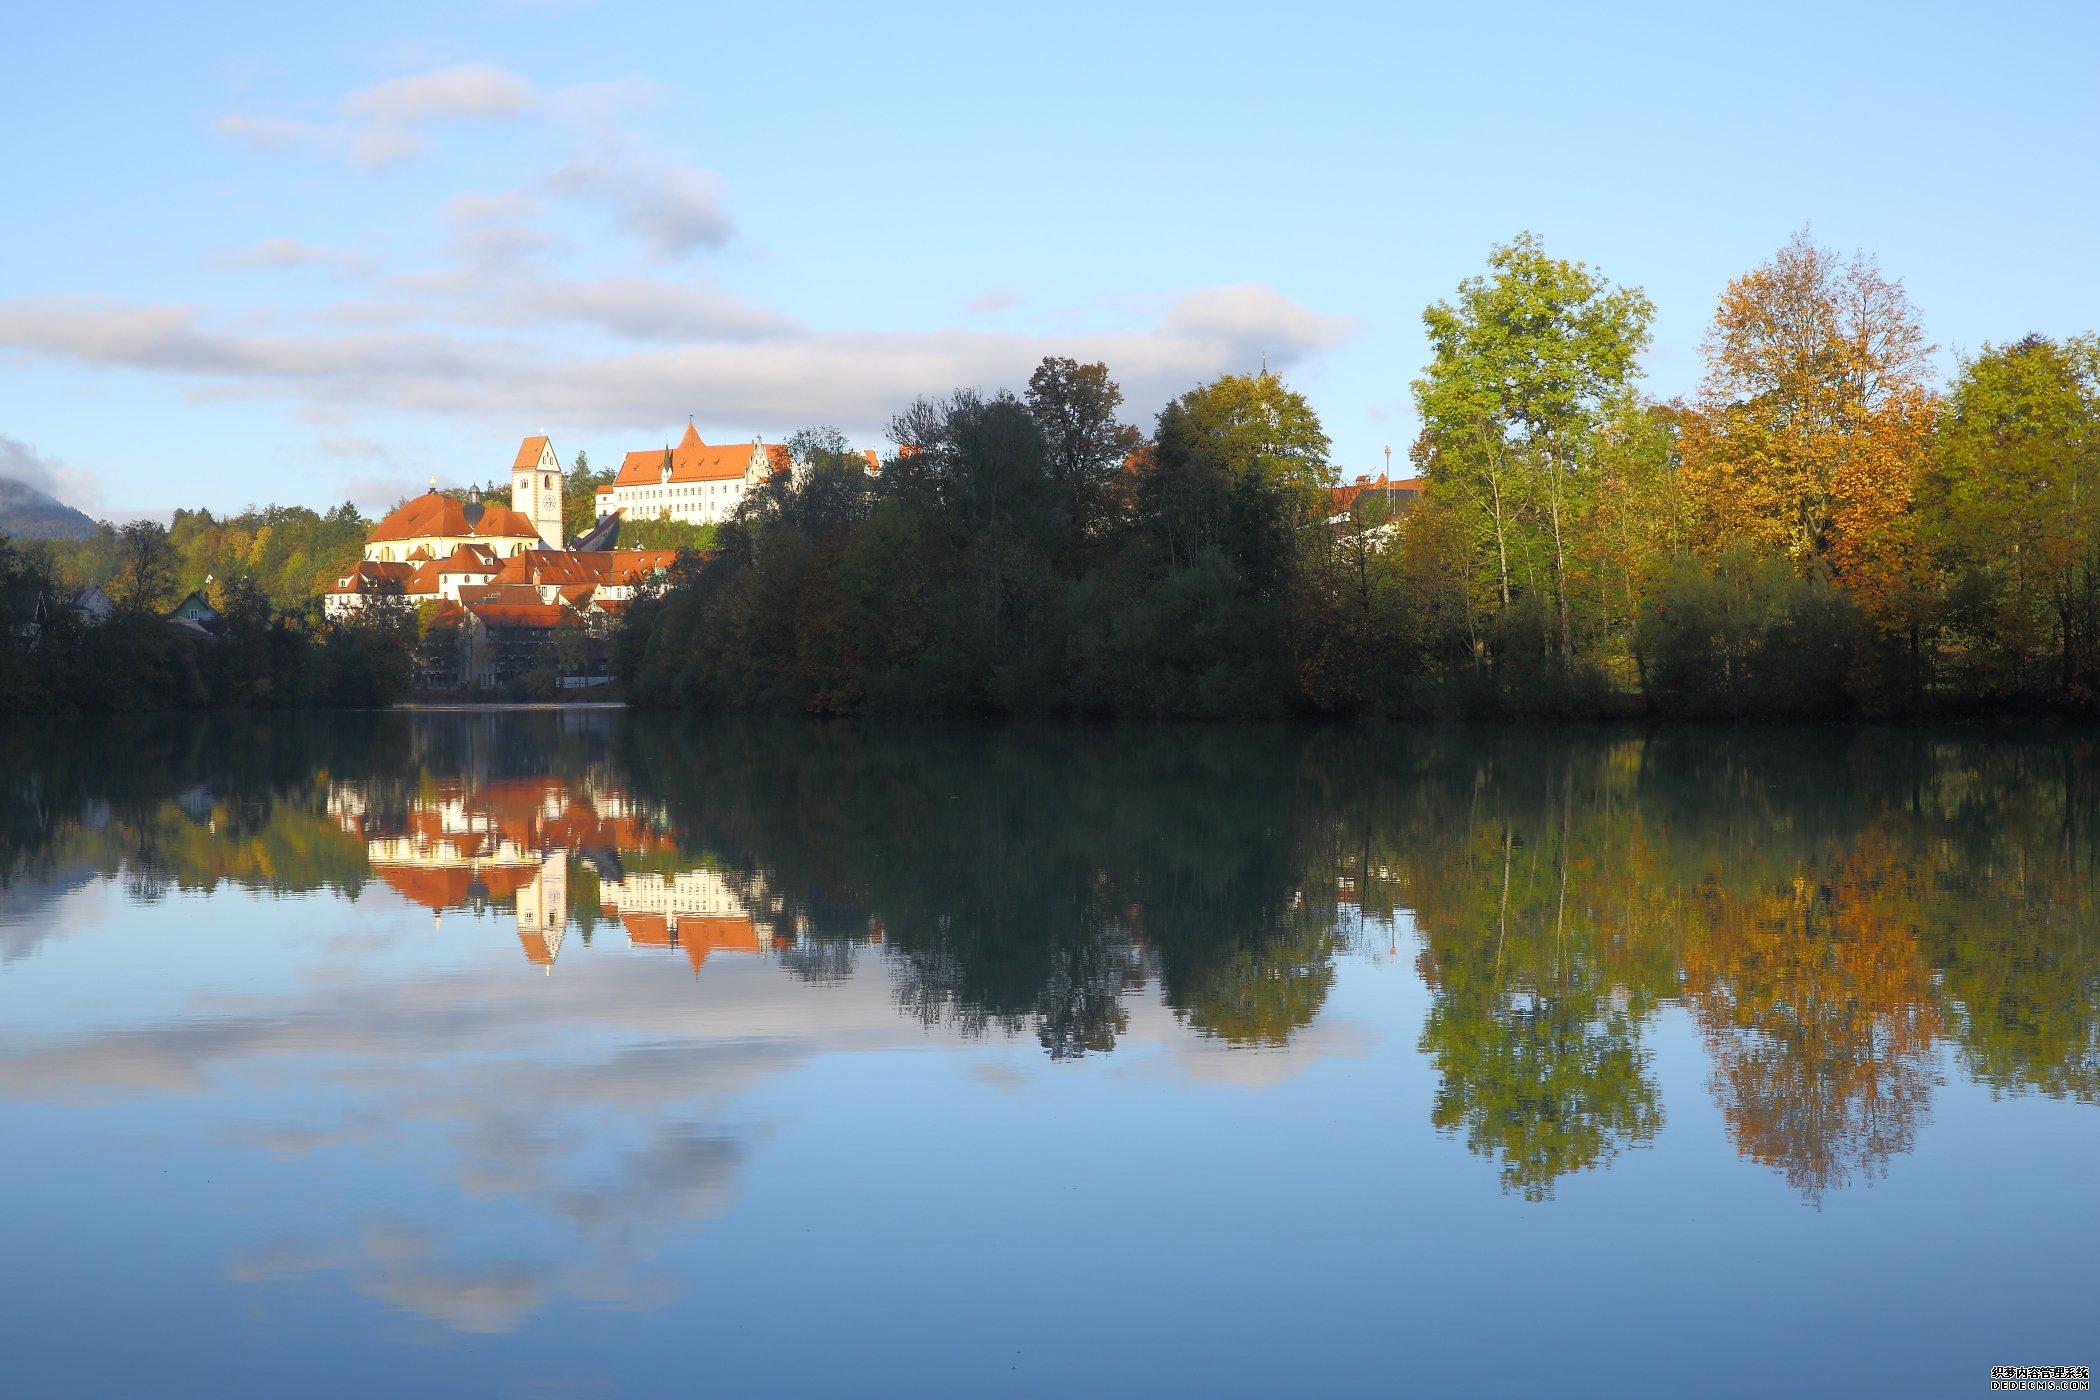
left=0, top=478, right=98, bottom=541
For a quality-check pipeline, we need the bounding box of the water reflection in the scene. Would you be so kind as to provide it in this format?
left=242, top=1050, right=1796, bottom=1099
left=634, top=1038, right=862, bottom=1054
left=3, top=715, right=2099, bottom=1301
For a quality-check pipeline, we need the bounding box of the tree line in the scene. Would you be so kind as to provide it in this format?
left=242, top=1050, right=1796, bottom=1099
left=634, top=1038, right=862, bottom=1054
left=623, top=230, right=2100, bottom=718
left=0, top=518, right=413, bottom=712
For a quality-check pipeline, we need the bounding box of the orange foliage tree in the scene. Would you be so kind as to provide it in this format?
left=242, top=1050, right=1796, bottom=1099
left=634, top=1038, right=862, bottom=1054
left=1679, top=231, right=1938, bottom=632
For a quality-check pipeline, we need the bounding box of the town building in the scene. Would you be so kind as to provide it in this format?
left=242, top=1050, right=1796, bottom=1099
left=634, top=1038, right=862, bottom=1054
left=328, top=774, right=881, bottom=974
left=325, top=434, right=681, bottom=686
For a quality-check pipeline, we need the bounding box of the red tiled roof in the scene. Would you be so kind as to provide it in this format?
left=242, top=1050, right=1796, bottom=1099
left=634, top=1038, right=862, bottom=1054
left=512, top=435, right=551, bottom=473
left=369, top=491, right=543, bottom=544
left=468, top=602, right=574, bottom=629
left=376, top=864, right=474, bottom=910
left=477, top=864, right=541, bottom=899
left=436, top=544, right=500, bottom=574
left=613, top=422, right=789, bottom=488
left=674, top=915, right=760, bottom=972
left=624, top=913, right=672, bottom=947
left=471, top=502, right=541, bottom=538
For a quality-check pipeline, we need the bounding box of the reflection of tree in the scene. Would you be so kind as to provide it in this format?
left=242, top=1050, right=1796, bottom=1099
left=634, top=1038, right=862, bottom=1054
left=618, top=719, right=1346, bottom=1057
left=11, top=710, right=2100, bottom=1202
left=1412, top=803, right=1665, bottom=1201
left=1680, top=846, right=1942, bottom=1202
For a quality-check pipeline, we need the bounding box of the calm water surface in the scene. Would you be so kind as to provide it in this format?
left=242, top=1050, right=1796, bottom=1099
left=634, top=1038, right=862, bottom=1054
left=2, top=713, right=2095, bottom=1397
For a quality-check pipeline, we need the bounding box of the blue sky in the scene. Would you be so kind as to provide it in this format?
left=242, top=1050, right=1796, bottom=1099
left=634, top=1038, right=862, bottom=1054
left=2, top=0, right=2096, bottom=518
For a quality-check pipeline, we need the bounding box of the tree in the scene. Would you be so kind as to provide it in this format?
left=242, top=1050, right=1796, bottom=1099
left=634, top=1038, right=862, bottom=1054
left=1922, top=335, right=2100, bottom=697
left=107, top=520, right=177, bottom=612
left=1413, top=233, right=1655, bottom=663
left=1680, top=229, right=1936, bottom=572
left=1024, top=356, right=1141, bottom=541
left=563, top=450, right=615, bottom=544
left=1140, top=369, right=1331, bottom=584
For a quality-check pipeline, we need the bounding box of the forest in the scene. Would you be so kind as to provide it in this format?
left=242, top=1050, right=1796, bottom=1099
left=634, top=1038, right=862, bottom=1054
left=622, top=230, right=2100, bottom=718
left=0, top=515, right=413, bottom=712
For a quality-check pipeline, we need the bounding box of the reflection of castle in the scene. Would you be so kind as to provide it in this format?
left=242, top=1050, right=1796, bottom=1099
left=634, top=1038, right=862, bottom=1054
left=327, top=776, right=874, bottom=974
left=330, top=777, right=664, bottom=970
left=597, top=866, right=773, bottom=973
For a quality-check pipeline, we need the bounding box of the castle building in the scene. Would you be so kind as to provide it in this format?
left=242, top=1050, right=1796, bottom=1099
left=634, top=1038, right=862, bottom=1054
left=593, top=420, right=880, bottom=528
left=596, top=421, right=792, bottom=527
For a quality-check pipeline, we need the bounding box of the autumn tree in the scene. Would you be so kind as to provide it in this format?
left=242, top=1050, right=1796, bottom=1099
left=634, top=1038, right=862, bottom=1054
left=107, top=519, right=178, bottom=612
left=1679, top=230, right=1937, bottom=590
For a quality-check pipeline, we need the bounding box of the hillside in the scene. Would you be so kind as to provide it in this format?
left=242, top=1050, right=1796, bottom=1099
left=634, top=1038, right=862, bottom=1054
left=0, top=478, right=97, bottom=540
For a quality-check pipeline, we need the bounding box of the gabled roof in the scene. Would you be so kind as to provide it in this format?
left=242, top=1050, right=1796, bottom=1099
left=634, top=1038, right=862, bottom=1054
left=612, top=422, right=790, bottom=487
left=368, top=491, right=543, bottom=544
left=434, top=544, right=501, bottom=574
left=512, top=435, right=552, bottom=473
left=330, top=560, right=416, bottom=594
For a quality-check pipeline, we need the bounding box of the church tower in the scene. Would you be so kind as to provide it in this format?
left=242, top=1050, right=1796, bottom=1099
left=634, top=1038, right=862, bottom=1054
left=511, top=435, right=565, bottom=548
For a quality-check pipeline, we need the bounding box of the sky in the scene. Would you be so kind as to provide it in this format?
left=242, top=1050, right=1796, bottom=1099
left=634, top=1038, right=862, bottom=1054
left=2, top=0, right=2097, bottom=519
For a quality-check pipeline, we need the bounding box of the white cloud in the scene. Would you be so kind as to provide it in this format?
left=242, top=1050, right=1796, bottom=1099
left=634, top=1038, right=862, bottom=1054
left=208, top=237, right=375, bottom=275
left=1159, top=281, right=1363, bottom=352
left=213, top=61, right=618, bottom=172
left=343, top=61, right=539, bottom=125
left=213, top=112, right=331, bottom=158
left=963, top=289, right=1023, bottom=317
left=0, top=279, right=1361, bottom=443
left=545, top=144, right=734, bottom=257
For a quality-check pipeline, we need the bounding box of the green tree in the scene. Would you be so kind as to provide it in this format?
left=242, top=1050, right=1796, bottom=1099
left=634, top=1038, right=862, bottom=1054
left=1025, top=356, right=1141, bottom=541
left=1413, top=233, right=1655, bottom=664
left=1921, top=334, right=2100, bottom=698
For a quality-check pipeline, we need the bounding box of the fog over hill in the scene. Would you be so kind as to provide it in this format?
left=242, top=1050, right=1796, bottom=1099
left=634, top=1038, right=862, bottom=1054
left=0, top=478, right=97, bottom=541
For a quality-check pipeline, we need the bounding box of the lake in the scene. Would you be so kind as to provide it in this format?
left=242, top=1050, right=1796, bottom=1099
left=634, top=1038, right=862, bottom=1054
left=2, top=711, right=2095, bottom=1397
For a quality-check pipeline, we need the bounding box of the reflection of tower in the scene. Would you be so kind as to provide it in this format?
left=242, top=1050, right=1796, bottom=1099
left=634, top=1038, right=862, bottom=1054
left=515, top=851, right=570, bottom=971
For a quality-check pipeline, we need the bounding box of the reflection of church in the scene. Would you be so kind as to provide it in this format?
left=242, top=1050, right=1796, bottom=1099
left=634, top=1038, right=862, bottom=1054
left=327, top=775, right=867, bottom=974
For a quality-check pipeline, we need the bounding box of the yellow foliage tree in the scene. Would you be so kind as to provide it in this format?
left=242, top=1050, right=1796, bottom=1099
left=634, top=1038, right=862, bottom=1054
left=1680, top=230, right=1937, bottom=613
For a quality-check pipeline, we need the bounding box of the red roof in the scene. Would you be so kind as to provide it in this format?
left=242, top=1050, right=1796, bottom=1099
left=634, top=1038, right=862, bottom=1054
left=469, top=501, right=541, bottom=538
left=675, top=915, right=760, bottom=972
left=469, top=602, right=574, bottom=629
left=613, top=422, right=791, bottom=488
left=477, top=864, right=541, bottom=899
left=369, top=491, right=544, bottom=544
left=375, top=864, right=474, bottom=910
left=1326, top=474, right=1422, bottom=514
left=624, top=913, right=672, bottom=947
left=435, top=544, right=501, bottom=574
left=512, top=435, right=551, bottom=473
